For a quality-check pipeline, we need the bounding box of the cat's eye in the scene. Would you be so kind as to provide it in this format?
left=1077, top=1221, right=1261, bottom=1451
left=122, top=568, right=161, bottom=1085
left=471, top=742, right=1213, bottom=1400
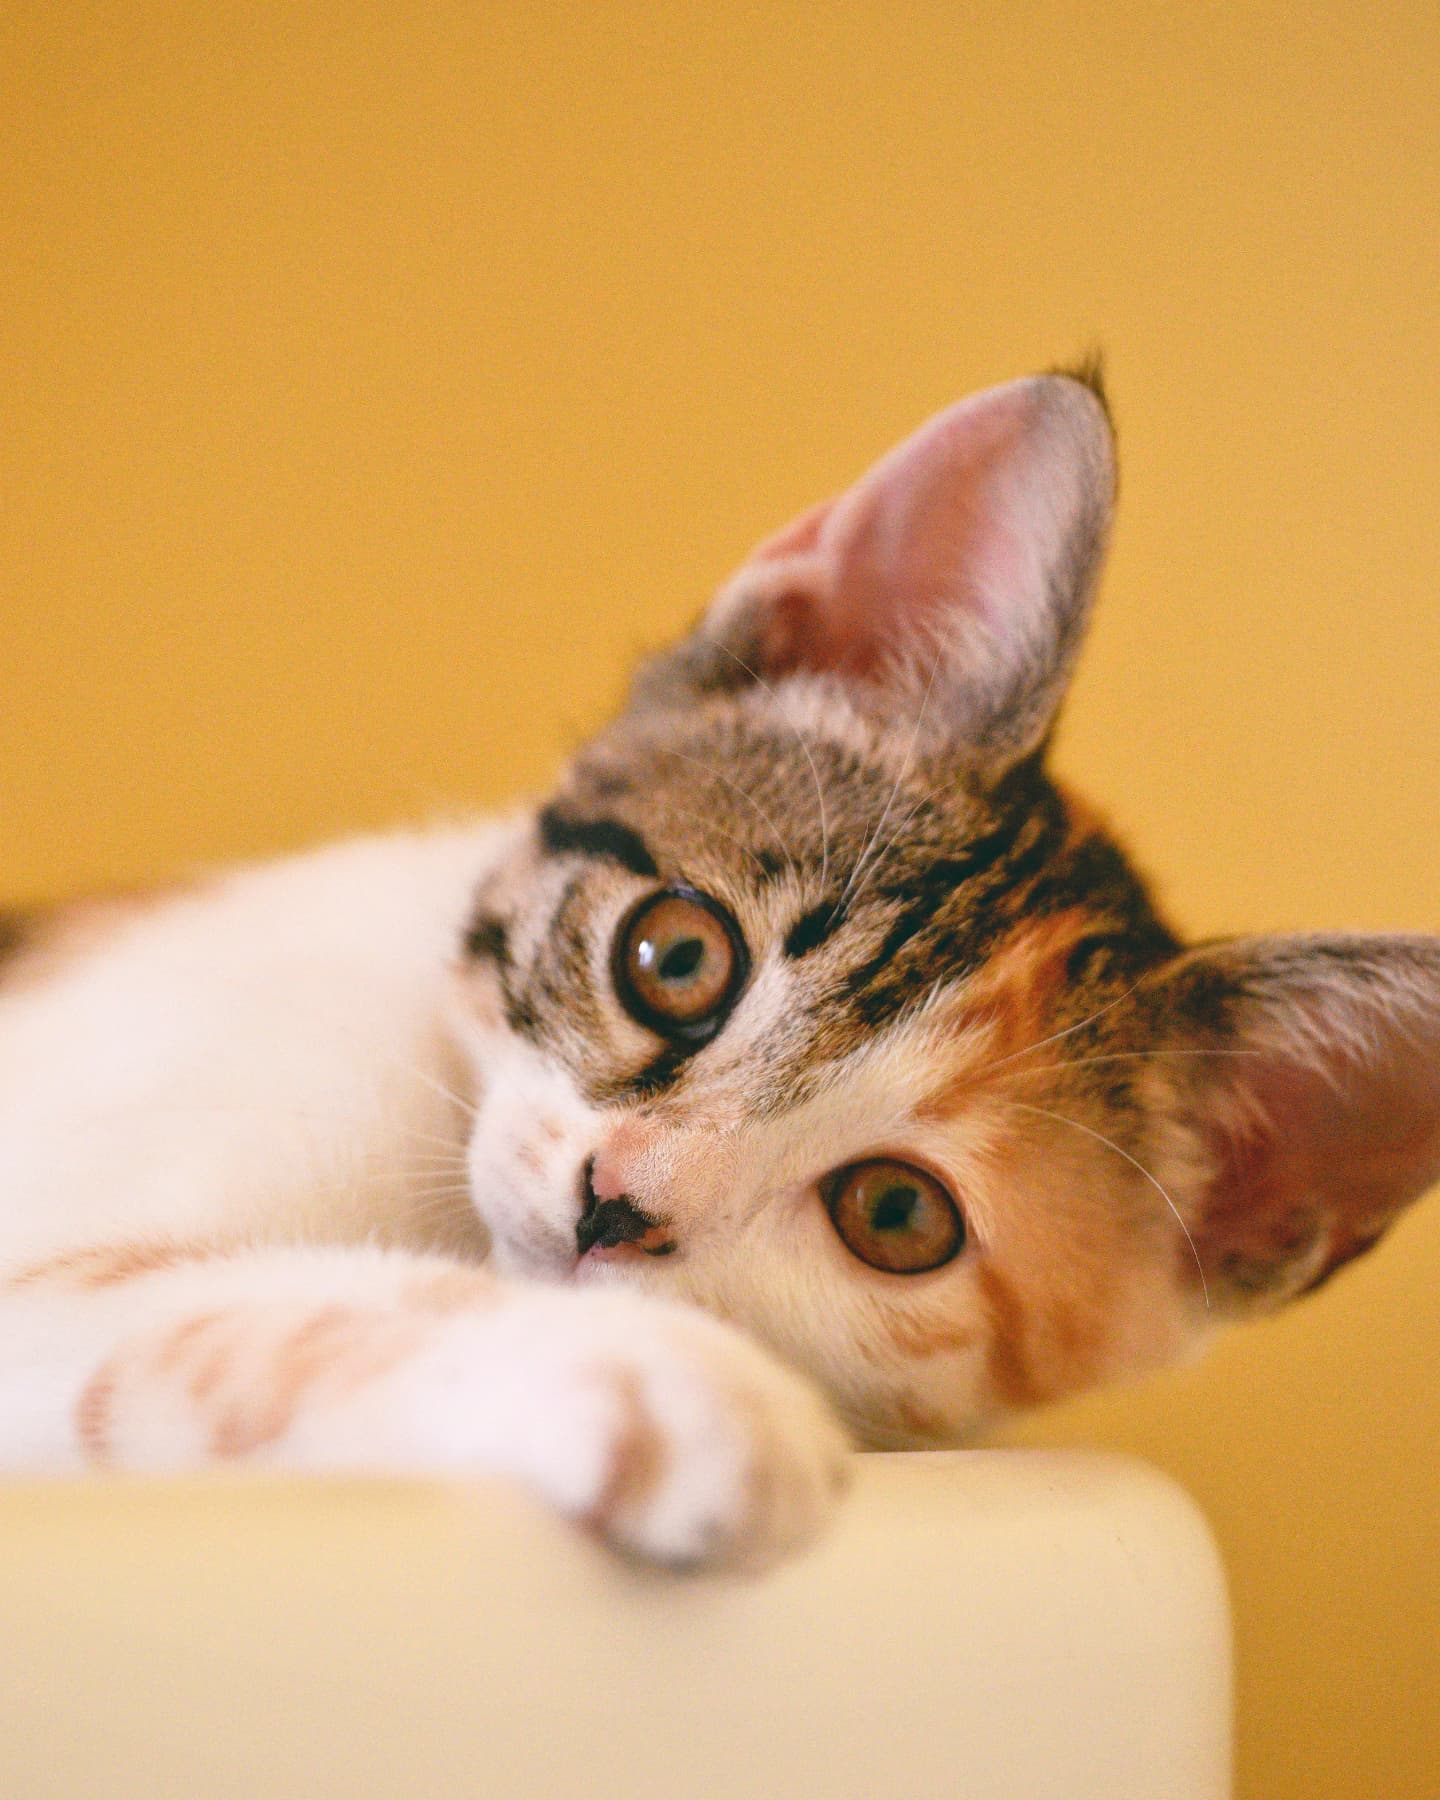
left=825, top=1159, right=965, bottom=1274
left=612, top=885, right=749, bottom=1043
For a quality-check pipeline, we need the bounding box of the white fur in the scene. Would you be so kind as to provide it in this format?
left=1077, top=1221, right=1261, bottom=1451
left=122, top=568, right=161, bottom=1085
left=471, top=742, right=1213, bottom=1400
left=0, top=826, right=504, bottom=1264
left=0, top=824, right=849, bottom=1566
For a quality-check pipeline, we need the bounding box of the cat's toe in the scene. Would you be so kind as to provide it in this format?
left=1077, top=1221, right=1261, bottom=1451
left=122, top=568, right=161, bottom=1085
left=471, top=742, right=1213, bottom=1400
left=422, top=1289, right=851, bottom=1571
left=584, top=1313, right=853, bottom=1573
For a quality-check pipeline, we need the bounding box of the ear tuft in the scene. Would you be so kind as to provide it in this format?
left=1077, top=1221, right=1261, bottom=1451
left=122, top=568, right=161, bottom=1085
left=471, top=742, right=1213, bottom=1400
left=1047, top=351, right=1111, bottom=425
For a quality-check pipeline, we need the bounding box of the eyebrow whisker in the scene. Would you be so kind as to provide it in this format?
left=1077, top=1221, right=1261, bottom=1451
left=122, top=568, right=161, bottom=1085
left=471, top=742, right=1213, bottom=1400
left=661, top=749, right=801, bottom=887
left=716, top=643, right=830, bottom=898
left=835, top=645, right=944, bottom=918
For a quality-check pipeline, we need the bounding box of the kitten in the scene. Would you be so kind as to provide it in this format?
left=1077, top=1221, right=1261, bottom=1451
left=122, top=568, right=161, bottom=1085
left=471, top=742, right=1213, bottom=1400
left=2, top=371, right=1437, bottom=1570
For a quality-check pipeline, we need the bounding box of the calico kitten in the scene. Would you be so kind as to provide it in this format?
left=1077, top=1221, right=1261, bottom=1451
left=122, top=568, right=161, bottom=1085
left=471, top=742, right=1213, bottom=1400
left=2, top=371, right=1437, bottom=1570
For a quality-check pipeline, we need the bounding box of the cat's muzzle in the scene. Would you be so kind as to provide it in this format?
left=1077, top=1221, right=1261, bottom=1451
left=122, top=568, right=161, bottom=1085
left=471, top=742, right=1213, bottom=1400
left=575, top=1159, right=676, bottom=1258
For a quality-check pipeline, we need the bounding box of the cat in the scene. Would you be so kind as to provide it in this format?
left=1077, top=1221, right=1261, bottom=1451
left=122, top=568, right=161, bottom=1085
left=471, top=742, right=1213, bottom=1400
left=2, top=368, right=1437, bottom=1571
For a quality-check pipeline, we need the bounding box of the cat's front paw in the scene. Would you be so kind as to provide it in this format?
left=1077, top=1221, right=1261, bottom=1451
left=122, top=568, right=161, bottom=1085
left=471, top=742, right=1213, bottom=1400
left=574, top=1303, right=852, bottom=1571
left=416, top=1289, right=852, bottom=1571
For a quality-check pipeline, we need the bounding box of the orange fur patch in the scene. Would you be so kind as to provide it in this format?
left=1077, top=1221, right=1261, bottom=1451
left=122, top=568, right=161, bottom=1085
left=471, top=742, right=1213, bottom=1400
left=167, top=1312, right=231, bottom=1397
left=403, top=1266, right=497, bottom=1314
left=881, top=1307, right=977, bottom=1359
left=74, top=1300, right=426, bottom=1466
left=585, top=1368, right=668, bottom=1533
left=9, top=1239, right=227, bottom=1291
left=889, top=1390, right=951, bottom=1442
left=986, top=908, right=1096, bottom=1047
left=976, top=1243, right=1116, bottom=1412
left=75, top=1360, right=120, bottom=1464
left=976, top=1259, right=1048, bottom=1410
left=917, top=908, right=1096, bottom=1123
left=209, top=1307, right=422, bottom=1458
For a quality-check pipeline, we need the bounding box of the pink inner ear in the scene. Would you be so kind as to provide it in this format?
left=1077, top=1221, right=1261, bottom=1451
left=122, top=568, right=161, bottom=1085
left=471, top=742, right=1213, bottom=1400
left=720, top=379, right=1064, bottom=683
left=1199, top=1038, right=1440, bottom=1304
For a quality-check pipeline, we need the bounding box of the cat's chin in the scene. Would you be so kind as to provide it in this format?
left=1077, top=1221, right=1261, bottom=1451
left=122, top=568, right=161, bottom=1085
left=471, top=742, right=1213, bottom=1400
left=569, top=1244, right=659, bottom=1288
left=484, top=1242, right=653, bottom=1289
left=481, top=1234, right=578, bottom=1286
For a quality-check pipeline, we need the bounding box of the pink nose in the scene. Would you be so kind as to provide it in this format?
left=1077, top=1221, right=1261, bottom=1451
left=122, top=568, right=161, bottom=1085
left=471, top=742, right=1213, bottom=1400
left=589, top=1121, right=653, bottom=1203
left=576, top=1151, right=675, bottom=1259
left=587, top=1147, right=631, bottom=1204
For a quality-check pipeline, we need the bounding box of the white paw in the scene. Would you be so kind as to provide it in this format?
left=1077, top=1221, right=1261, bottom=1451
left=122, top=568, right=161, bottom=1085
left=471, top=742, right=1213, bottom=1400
left=406, top=1288, right=852, bottom=1571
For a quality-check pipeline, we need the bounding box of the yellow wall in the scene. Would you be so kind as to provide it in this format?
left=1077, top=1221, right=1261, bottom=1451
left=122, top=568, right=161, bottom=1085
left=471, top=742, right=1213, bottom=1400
left=3, top=5, right=1436, bottom=1792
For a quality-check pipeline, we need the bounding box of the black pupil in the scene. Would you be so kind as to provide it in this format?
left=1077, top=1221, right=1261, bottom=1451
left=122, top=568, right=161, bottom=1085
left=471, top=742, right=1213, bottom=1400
left=657, top=937, right=705, bottom=983
left=870, top=1183, right=919, bottom=1233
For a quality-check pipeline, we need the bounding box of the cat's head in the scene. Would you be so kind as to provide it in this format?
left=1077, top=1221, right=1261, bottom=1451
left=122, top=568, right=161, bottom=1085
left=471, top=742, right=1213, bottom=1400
left=451, top=371, right=1440, bottom=1446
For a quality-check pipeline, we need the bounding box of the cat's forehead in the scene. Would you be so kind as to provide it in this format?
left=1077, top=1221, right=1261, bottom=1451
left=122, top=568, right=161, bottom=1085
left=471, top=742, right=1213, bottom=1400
left=509, top=682, right=1172, bottom=1101
left=557, top=682, right=984, bottom=897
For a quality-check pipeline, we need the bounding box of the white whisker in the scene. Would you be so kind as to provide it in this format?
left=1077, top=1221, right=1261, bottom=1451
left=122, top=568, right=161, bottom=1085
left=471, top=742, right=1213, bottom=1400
left=401, top=1062, right=479, bottom=1121
left=716, top=644, right=830, bottom=896
left=837, top=646, right=944, bottom=916
left=983, top=982, right=1146, bottom=1076
left=659, top=805, right=774, bottom=883
left=1001, top=1097, right=1210, bottom=1308
left=842, top=787, right=931, bottom=916
left=663, top=749, right=801, bottom=886
left=370, top=1125, right=471, bottom=1156
left=1003, top=1047, right=1262, bottom=1083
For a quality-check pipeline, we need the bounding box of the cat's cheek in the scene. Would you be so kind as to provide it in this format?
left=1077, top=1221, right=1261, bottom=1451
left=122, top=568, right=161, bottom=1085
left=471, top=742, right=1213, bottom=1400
left=673, top=1230, right=995, bottom=1451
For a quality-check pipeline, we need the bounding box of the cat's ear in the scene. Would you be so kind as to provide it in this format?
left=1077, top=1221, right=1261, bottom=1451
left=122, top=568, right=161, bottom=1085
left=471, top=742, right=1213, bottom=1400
left=1141, top=935, right=1440, bottom=1316
left=666, top=370, right=1115, bottom=768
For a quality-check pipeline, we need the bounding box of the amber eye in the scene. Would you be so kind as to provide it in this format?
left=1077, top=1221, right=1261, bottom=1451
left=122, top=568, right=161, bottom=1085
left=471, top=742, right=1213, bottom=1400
left=612, top=886, right=749, bottom=1043
left=826, top=1159, right=965, bottom=1274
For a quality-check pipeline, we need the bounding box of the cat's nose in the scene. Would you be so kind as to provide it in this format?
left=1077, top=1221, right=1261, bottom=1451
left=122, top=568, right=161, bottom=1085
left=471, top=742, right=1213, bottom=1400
left=576, top=1157, right=675, bottom=1257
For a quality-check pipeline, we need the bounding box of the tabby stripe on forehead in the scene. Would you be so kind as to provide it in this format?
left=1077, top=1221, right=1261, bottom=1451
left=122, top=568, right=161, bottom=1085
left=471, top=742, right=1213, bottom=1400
left=784, top=824, right=1034, bottom=965
left=538, top=806, right=658, bottom=878
left=841, top=815, right=1039, bottom=992
left=784, top=900, right=845, bottom=959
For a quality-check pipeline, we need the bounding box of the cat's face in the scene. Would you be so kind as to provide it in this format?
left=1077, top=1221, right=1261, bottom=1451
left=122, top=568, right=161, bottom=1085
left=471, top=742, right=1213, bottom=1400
left=450, top=372, right=1440, bottom=1446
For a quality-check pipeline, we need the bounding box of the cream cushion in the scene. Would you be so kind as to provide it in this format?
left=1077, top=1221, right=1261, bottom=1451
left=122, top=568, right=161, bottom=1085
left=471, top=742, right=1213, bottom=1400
left=0, top=1449, right=1230, bottom=1799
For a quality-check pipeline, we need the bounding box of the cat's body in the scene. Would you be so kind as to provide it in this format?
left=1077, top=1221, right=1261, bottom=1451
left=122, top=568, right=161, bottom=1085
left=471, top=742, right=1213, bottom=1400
left=0, top=826, right=503, bottom=1274
left=3, top=371, right=1437, bottom=1569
